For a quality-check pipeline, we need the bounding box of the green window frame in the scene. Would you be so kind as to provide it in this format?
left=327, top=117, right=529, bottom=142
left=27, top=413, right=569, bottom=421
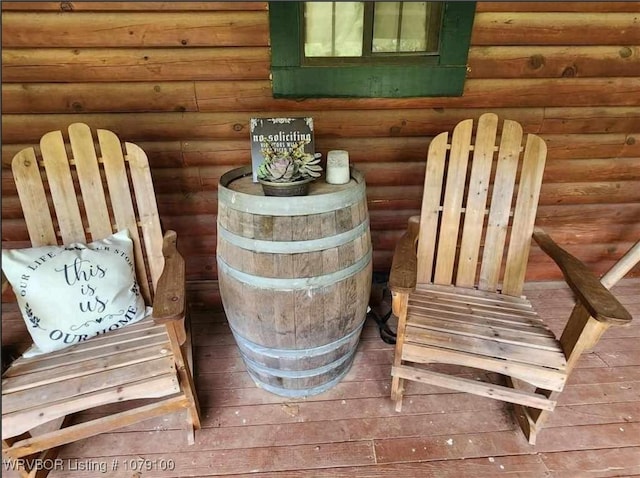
left=269, top=1, right=476, bottom=98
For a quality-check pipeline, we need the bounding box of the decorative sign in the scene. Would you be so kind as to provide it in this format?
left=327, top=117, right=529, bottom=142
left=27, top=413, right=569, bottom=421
left=250, top=117, right=315, bottom=182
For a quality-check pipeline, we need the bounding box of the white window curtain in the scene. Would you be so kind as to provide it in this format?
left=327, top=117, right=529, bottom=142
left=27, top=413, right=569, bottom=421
left=373, top=2, right=428, bottom=53
left=304, top=2, right=364, bottom=57
left=304, top=2, right=434, bottom=58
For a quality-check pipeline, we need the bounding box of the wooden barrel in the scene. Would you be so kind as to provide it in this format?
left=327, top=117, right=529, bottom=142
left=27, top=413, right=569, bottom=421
left=217, top=166, right=372, bottom=397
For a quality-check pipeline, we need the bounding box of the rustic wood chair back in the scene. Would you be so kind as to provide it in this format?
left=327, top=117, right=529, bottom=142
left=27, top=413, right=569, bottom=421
left=2, top=123, right=199, bottom=478
left=416, top=112, right=546, bottom=296
left=389, top=113, right=635, bottom=445
left=13, top=122, right=163, bottom=304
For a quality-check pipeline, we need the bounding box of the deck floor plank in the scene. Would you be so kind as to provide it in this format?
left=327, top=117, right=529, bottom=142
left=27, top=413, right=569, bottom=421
left=1, top=279, right=638, bottom=477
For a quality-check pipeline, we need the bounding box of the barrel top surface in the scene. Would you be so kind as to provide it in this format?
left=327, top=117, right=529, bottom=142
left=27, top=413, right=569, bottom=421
left=219, top=166, right=367, bottom=216
left=223, top=166, right=361, bottom=196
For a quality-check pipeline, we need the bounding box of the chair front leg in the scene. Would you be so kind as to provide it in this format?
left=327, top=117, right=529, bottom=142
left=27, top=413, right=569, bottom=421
left=390, top=291, right=410, bottom=411
left=507, top=378, right=557, bottom=445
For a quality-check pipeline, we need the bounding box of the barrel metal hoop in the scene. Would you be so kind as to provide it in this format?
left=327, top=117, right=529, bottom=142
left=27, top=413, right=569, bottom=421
left=217, top=248, right=371, bottom=290
left=229, top=318, right=366, bottom=360
left=246, top=365, right=354, bottom=398
left=242, top=345, right=357, bottom=379
left=219, top=166, right=366, bottom=216
left=218, top=218, right=370, bottom=254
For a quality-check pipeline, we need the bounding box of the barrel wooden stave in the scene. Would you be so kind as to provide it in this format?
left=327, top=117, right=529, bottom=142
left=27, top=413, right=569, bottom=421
left=218, top=259, right=371, bottom=349
left=217, top=166, right=372, bottom=397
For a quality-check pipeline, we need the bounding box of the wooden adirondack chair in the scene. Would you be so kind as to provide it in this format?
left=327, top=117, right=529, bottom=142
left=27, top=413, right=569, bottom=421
left=389, top=113, right=636, bottom=444
left=2, top=123, right=200, bottom=477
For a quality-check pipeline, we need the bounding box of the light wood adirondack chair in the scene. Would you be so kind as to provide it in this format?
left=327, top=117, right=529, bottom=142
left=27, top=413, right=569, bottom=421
left=1, top=123, right=200, bottom=477
left=389, top=113, right=636, bottom=444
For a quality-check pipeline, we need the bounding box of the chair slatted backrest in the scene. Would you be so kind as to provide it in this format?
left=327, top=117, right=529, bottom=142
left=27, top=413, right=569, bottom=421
left=416, top=113, right=547, bottom=297
left=11, top=123, right=164, bottom=304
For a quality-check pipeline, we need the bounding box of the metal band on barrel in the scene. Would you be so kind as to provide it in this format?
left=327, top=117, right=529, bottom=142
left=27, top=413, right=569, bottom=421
left=216, top=249, right=372, bottom=290
left=218, top=218, right=369, bottom=254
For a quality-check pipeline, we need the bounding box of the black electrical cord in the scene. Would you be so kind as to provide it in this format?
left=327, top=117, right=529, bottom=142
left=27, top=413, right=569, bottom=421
left=367, top=306, right=396, bottom=344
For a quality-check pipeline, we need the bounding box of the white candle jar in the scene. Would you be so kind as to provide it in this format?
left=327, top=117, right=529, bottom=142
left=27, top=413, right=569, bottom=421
left=326, top=150, right=350, bottom=185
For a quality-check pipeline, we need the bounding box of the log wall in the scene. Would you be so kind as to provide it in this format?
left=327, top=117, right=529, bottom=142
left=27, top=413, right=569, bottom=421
left=2, top=1, right=639, bottom=291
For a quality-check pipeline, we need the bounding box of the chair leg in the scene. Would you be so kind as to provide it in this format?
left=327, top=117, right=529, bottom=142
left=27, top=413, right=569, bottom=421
left=3, top=440, right=62, bottom=478
left=184, top=409, right=196, bottom=446
left=390, top=291, right=409, bottom=412
left=512, top=403, right=539, bottom=445
left=391, top=375, right=405, bottom=412
left=181, top=339, right=200, bottom=446
left=3, top=415, right=70, bottom=478
left=507, top=378, right=556, bottom=444
left=167, top=319, right=202, bottom=439
left=519, top=390, right=557, bottom=445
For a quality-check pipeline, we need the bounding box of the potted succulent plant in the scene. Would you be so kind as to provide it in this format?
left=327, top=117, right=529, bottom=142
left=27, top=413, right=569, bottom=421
left=256, top=139, right=323, bottom=196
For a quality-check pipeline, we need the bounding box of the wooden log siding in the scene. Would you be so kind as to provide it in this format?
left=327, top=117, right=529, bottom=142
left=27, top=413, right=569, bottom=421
left=1, top=1, right=639, bottom=291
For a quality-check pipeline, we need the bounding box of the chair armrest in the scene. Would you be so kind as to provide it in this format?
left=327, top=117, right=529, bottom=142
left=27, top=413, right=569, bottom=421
left=389, top=216, right=420, bottom=294
left=532, top=228, right=631, bottom=326
left=152, top=230, right=186, bottom=323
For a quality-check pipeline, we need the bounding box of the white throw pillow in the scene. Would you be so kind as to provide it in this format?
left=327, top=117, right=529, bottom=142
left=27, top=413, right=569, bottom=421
left=2, top=229, right=150, bottom=357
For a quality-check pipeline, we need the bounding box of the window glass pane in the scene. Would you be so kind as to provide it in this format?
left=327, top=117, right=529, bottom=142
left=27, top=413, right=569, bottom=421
left=372, top=2, right=401, bottom=53
left=373, top=2, right=441, bottom=53
left=304, top=2, right=364, bottom=57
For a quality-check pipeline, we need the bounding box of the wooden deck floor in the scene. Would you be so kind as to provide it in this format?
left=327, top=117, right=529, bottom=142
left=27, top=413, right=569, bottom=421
left=2, top=279, right=639, bottom=477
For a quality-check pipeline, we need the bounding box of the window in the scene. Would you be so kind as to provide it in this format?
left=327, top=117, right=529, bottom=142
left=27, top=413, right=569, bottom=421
left=304, top=2, right=442, bottom=59
left=269, top=1, right=476, bottom=98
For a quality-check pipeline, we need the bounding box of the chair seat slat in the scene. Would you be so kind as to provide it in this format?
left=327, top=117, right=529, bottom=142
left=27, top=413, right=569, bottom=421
left=407, top=315, right=560, bottom=350
left=4, top=318, right=166, bottom=376
left=412, top=288, right=538, bottom=314
left=3, top=338, right=172, bottom=393
left=407, top=307, right=556, bottom=339
left=400, top=344, right=566, bottom=392
left=2, top=374, right=180, bottom=439
left=3, top=357, right=176, bottom=414
left=392, top=365, right=557, bottom=411
left=404, top=325, right=566, bottom=370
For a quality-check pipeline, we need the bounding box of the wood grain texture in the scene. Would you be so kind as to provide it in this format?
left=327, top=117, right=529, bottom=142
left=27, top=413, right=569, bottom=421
left=2, top=280, right=634, bottom=476
left=4, top=133, right=636, bottom=168
left=0, top=108, right=546, bottom=143
left=217, top=169, right=372, bottom=395
left=1, top=2, right=267, bottom=11
left=2, top=124, right=199, bottom=465
left=3, top=78, right=639, bottom=113
left=10, top=148, right=57, bottom=247
left=152, top=231, right=186, bottom=323
left=39, top=129, right=86, bottom=244
left=2, top=82, right=199, bottom=113
left=468, top=46, right=640, bottom=79
left=2, top=1, right=639, bottom=287
left=2, top=48, right=270, bottom=83
left=1, top=12, right=269, bottom=47
left=533, top=230, right=633, bottom=325
left=472, top=12, right=640, bottom=46
left=477, top=2, right=640, bottom=13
